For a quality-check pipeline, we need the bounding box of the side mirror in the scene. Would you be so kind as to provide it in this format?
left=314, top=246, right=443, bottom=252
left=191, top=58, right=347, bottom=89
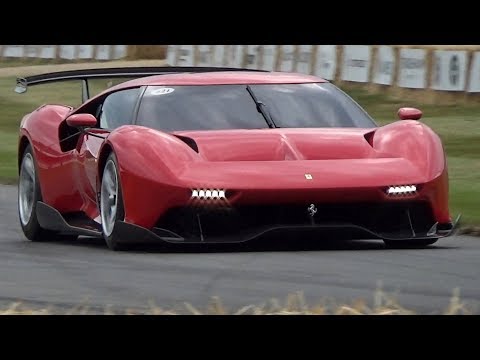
left=65, top=113, right=97, bottom=128
left=397, top=107, right=422, bottom=121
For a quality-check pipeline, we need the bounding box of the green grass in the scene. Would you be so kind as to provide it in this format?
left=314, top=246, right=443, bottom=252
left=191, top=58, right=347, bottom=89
left=0, top=75, right=124, bottom=183
left=0, top=71, right=479, bottom=225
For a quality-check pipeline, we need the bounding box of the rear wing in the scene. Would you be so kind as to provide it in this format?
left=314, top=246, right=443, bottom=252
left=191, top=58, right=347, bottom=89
left=14, top=66, right=269, bottom=103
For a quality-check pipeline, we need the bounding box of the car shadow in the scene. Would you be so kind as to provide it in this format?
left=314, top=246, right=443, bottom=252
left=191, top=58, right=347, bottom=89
left=55, top=235, right=455, bottom=253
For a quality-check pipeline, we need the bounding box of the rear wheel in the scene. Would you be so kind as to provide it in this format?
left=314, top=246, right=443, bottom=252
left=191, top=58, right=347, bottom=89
left=100, top=153, right=126, bottom=251
left=18, top=144, right=77, bottom=242
left=383, top=239, right=438, bottom=249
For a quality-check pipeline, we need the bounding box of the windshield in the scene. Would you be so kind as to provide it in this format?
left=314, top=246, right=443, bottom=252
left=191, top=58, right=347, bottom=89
left=136, top=83, right=376, bottom=132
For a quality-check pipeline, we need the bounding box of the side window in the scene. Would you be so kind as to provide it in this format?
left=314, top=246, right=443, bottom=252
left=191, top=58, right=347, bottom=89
left=99, top=87, right=140, bottom=129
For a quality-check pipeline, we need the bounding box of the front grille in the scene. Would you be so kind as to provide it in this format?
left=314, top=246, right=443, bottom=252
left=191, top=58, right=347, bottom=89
left=155, top=201, right=436, bottom=241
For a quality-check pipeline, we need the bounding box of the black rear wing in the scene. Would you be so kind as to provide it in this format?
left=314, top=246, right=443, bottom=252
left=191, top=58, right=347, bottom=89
left=14, top=66, right=268, bottom=103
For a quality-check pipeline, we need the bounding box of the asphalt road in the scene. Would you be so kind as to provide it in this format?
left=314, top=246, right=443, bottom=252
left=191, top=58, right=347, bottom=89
left=1, top=185, right=479, bottom=314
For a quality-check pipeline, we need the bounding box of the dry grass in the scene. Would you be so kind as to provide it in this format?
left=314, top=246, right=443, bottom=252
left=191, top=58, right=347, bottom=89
left=459, top=226, right=480, bottom=236
left=0, top=288, right=474, bottom=315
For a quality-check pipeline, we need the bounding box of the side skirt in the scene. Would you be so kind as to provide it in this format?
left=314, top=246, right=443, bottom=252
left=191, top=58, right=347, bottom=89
left=36, top=201, right=102, bottom=238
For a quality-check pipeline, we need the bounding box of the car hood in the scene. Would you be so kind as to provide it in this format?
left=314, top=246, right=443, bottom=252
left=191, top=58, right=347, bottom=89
left=172, top=128, right=389, bottom=161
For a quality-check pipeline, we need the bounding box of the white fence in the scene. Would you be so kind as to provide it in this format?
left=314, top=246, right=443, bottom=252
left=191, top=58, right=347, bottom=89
left=166, top=45, right=480, bottom=93
left=0, top=45, right=128, bottom=60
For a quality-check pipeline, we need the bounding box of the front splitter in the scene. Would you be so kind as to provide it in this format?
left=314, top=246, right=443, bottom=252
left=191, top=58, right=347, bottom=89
left=111, top=214, right=461, bottom=245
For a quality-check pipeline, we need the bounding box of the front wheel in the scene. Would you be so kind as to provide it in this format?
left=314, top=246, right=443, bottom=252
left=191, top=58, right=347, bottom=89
left=383, top=238, right=438, bottom=249
left=100, top=152, right=126, bottom=251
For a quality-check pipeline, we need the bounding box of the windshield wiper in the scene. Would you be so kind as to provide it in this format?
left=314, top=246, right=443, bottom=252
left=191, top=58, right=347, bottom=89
left=246, top=85, right=276, bottom=129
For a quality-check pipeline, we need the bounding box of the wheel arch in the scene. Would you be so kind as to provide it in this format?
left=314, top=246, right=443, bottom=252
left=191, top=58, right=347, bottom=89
left=17, top=135, right=49, bottom=203
left=18, top=135, right=31, bottom=174
left=374, top=120, right=446, bottom=180
left=97, top=142, right=129, bottom=211
left=98, top=142, right=114, bottom=182
left=95, top=127, right=197, bottom=228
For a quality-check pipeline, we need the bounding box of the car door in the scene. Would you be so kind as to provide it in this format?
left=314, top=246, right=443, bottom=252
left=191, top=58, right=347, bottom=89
left=75, top=87, right=142, bottom=217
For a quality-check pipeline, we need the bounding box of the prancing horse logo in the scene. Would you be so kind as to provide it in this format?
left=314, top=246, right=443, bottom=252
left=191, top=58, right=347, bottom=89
left=307, top=204, right=317, bottom=217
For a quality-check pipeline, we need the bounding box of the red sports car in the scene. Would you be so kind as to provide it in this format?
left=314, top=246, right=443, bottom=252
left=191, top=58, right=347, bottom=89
left=15, top=66, right=460, bottom=250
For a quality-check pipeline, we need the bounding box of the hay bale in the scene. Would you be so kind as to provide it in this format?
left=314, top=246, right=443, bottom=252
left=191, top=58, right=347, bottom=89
left=127, top=46, right=167, bottom=60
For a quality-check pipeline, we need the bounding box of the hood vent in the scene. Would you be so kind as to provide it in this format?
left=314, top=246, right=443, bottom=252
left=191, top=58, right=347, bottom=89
left=173, top=134, right=199, bottom=153
left=363, top=130, right=376, bottom=148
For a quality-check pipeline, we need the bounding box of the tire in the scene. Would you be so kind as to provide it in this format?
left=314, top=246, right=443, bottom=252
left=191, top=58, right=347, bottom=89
left=100, top=152, right=126, bottom=251
left=383, top=238, right=438, bottom=249
left=18, top=144, right=77, bottom=242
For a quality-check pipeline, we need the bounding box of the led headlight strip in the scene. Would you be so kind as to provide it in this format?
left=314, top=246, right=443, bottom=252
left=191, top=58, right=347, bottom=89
left=191, top=189, right=226, bottom=200
left=386, top=185, right=417, bottom=196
